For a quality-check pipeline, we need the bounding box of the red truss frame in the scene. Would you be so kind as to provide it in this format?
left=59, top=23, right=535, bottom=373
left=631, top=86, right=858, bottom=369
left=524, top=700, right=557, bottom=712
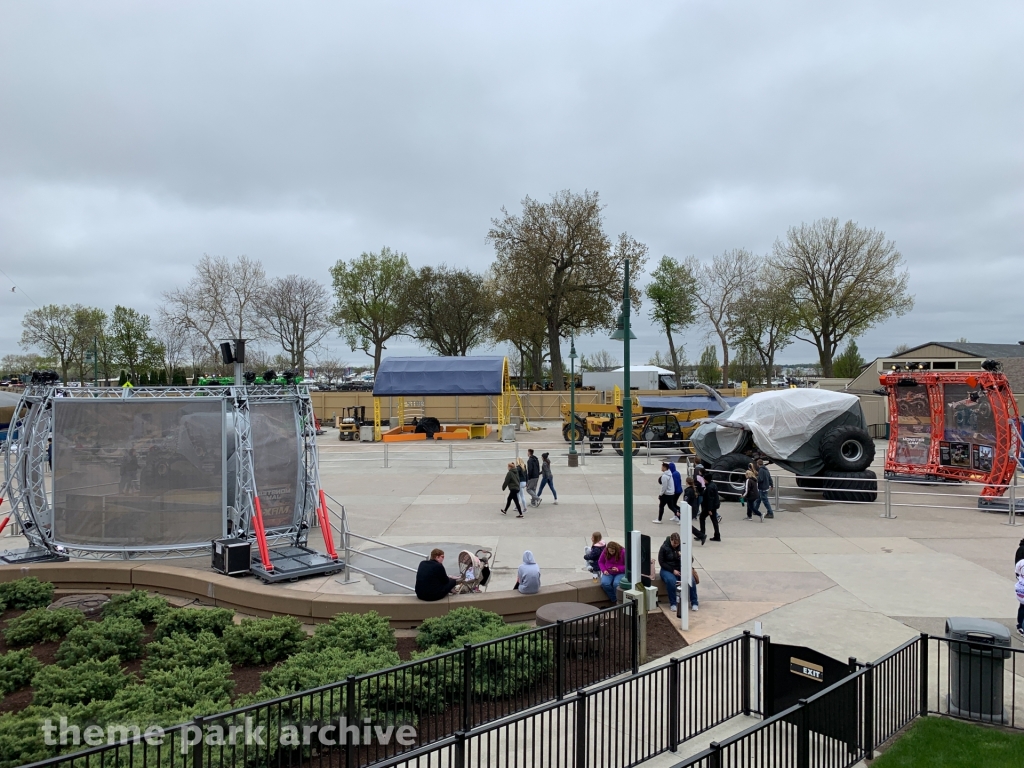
left=883, top=370, right=1020, bottom=498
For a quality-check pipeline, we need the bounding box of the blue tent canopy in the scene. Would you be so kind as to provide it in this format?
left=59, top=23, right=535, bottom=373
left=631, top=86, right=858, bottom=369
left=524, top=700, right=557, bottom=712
left=372, top=357, right=506, bottom=396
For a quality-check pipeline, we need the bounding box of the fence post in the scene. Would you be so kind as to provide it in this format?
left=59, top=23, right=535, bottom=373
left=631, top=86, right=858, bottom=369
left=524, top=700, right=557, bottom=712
left=345, top=675, right=356, bottom=768
left=646, top=440, right=651, bottom=465
left=669, top=657, right=681, bottom=750
left=774, top=477, right=780, bottom=513
left=1009, top=480, right=1017, bottom=526
left=574, top=689, right=589, bottom=768
left=191, top=715, right=204, bottom=768
left=797, top=700, right=810, bottom=768
left=864, top=662, right=875, bottom=759
left=708, top=742, right=722, bottom=768
left=453, top=730, right=467, bottom=768
left=742, top=630, right=752, bottom=717
left=555, top=620, right=565, bottom=700
left=630, top=601, right=640, bottom=675
left=919, top=633, right=929, bottom=718
left=384, top=442, right=389, bottom=469
left=762, top=635, right=773, bottom=716
left=448, top=443, right=453, bottom=469
left=462, top=643, right=473, bottom=732
left=881, top=477, right=894, bottom=519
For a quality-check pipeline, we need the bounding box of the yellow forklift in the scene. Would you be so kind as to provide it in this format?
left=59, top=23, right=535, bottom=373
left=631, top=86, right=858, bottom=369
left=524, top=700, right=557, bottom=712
left=610, top=409, right=709, bottom=455
left=338, top=406, right=367, bottom=441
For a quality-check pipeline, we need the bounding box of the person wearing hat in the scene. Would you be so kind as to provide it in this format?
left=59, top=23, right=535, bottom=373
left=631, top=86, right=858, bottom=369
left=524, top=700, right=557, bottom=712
left=537, top=452, right=558, bottom=504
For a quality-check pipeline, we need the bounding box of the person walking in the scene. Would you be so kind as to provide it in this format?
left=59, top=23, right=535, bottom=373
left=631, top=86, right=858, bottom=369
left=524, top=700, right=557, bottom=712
left=526, top=449, right=542, bottom=507
left=654, top=462, right=675, bottom=523
left=683, top=477, right=700, bottom=520
left=599, top=541, right=627, bottom=603
left=668, top=462, right=683, bottom=520
left=514, top=550, right=542, bottom=594
left=1016, top=558, right=1024, bottom=637
left=699, top=476, right=722, bottom=542
left=754, top=459, right=775, bottom=519
left=743, top=468, right=763, bottom=520
left=658, top=532, right=682, bottom=612
left=537, top=452, right=558, bottom=504
left=515, top=458, right=530, bottom=512
left=500, top=462, right=524, bottom=517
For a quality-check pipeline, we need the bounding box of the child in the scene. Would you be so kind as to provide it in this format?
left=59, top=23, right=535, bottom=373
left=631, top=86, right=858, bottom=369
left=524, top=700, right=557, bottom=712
left=584, top=531, right=606, bottom=577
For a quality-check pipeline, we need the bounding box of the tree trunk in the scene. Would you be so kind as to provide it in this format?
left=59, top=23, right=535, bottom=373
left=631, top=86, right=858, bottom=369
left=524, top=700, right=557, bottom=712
left=717, top=333, right=729, bottom=388
left=547, top=321, right=564, bottom=391
left=818, top=331, right=834, bottom=377
left=530, top=345, right=543, bottom=386
left=373, top=342, right=384, bottom=374
left=666, top=329, right=680, bottom=389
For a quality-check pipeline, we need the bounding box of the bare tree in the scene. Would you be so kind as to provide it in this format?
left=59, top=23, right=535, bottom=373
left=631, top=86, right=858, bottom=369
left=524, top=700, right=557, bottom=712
left=581, top=349, right=620, bottom=372
left=155, top=316, right=191, bottom=382
left=772, top=218, right=914, bottom=376
left=730, top=262, right=799, bottom=384
left=312, top=355, right=347, bottom=386
left=256, top=275, right=332, bottom=371
left=488, top=191, right=646, bottom=391
left=686, top=249, right=755, bottom=386
left=161, top=254, right=267, bottom=356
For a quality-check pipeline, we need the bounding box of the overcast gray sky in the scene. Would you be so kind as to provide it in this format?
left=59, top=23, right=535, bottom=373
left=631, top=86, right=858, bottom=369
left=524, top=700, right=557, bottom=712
left=1, top=1, right=1022, bottom=371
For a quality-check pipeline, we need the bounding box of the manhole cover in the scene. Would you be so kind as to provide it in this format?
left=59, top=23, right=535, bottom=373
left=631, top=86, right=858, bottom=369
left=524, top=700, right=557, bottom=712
left=49, top=594, right=110, bottom=617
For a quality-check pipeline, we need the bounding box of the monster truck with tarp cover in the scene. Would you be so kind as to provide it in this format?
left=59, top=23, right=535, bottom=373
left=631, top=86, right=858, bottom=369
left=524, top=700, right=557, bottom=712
left=690, top=388, right=877, bottom=502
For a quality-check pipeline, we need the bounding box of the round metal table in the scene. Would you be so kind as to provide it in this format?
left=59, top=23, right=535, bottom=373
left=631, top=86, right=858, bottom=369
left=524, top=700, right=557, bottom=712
left=535, top=601, right=599, bottom=626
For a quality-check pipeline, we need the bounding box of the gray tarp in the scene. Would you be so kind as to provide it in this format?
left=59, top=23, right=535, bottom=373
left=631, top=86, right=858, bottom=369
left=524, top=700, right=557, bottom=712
left=373, top=356, right=505, bottom=396
left=638, top=396, right=742, bottom=415
left=691, top=389, right=868, bottom=476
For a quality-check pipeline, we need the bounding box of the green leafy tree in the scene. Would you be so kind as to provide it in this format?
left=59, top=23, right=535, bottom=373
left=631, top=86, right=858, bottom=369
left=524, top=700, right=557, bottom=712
left=696, top=345, right=721, bottom=386
left=408, top=265, right=495, bottom=356
left=833, top=339, right=867, bottom=378
left=772, top=218, right=914, bottom=376
left=19, top=304, right=80, bottom=382
left=488, top=191, right=647, bottom=390
left=728, top=343, right=762, bottom=385
left=645, top=256, right=697, bottom=388
left=108, top=305, right=164, bottom=382
left=329, top=247, right=414, bottom=372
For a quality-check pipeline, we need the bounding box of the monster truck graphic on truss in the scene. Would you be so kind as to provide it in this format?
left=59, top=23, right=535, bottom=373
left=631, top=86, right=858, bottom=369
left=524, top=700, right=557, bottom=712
left=691, top=389, right=877, bottom=502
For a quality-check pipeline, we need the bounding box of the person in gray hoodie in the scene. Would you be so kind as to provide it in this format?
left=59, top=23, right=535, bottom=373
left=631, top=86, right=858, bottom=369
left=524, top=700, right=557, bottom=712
left=513, top=550, right=541, bottom=594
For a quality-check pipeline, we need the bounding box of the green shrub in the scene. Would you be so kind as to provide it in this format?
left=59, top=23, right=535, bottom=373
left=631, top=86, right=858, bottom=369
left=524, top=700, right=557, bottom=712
left=0, top=650, right=42, bottom=695
left=143, top=662, right=234, bottom=711
left=3, top=607, right=85, bottom=646
left=223, top=616, right=307, bottom=666
left=0, top=577, right=55, bottom=610
left=32, top=657, right=134, bottom=707
left=0, top=710, right=53, bottom=768
left=142, top=630, right=227, bottom=675
left=259, top=647, right=401, bottom=695
left=308, top=611, right=395, bottom=654
left=415, top=607, right=505, bottom=650
left=152, top=607, right=234, bottom=640
left=56, top=616, right=145, bottom=667
left=102, top=590, right=171, bottom=624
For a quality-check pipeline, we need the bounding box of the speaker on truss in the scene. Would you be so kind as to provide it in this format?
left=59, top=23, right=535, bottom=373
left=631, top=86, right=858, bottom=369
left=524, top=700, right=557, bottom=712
left=220, top=342, right=234, bottom=365
left=233, top=339, right=246, bottom=364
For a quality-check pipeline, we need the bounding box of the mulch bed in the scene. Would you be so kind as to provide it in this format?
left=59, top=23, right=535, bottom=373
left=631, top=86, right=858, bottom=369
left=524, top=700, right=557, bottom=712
left=646, top=610, right=688, bottom=659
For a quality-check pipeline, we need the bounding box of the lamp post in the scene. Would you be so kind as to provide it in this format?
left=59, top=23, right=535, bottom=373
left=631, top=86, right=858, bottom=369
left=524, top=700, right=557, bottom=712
left=568, top=335, right=579, bottom=467
left=611, top=258, right=637, bottom=576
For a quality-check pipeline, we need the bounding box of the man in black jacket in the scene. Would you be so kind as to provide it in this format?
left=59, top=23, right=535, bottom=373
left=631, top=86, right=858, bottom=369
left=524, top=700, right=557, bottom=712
left=658, top=533, right=682, bottom=612
left=415, top=549, right=457, bottom=601
left=526, top=449, right=541, bottom=507
left=699, top=478, right=722, bottom=542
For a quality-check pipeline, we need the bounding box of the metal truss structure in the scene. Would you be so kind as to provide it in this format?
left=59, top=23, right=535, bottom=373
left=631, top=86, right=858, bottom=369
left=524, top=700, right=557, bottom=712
left=2, top=384, right=337, bottom=567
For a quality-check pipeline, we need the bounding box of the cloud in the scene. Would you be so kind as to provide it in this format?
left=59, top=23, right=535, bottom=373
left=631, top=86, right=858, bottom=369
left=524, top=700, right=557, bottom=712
left=1, top=0, right=1021, bottom=368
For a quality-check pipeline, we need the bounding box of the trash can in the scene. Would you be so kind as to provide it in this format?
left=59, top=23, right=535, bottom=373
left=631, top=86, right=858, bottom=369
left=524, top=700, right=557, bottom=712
left=945, top=617, right=1011, bottom=722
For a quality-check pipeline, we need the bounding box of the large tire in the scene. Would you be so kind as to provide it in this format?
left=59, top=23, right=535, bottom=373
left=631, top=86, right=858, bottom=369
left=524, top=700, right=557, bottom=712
left=611, top=430, right=640, bottom=456
left=414, top=417, right=442, bottom=439
left=821, top=470, right=878, bottom=503
left=795, top=474, right=827, bottom=490
left=562, top=421, right=584, bottom=443
left=819, top=425, right=875, bottom=472
left=710, top=453, right=751, bottom=499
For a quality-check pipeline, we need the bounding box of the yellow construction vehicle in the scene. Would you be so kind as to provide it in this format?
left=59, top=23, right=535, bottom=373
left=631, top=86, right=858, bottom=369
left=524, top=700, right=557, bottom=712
left=337, top=406, right=367, bottom=441
left=560, top=400, right=639, bottom=453
left=610, top=409, right=710, bottom=455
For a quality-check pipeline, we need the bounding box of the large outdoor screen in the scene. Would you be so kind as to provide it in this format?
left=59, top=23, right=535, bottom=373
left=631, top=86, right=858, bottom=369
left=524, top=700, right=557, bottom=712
left=893, top=386, right=931, bottom=466
left=52, top=400, right=225, bottom=548
left=250, top=402, right=302, bottom=530
left=941, top=384, right=996, bottom=472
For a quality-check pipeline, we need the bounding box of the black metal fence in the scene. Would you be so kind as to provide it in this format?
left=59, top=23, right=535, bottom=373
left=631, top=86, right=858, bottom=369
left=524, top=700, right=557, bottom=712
left=18, top=602, right=638, bottom=768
